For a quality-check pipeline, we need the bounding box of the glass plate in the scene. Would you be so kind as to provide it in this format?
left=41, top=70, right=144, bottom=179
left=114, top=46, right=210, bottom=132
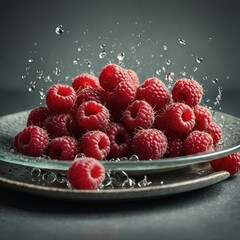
left=0, top=161, right=230, bottom=201
left=0, top=110, right=239, bottom=173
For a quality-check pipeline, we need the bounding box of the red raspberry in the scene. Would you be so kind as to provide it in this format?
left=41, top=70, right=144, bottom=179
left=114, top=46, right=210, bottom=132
left=105, top=122, right=132, bottom=159
left=165, top=103, right=196, bottom=134
left=75, top=87, right=104, bottom=106
left=68, top=157, right=105, bottom=190
left=99, top=64, right=130, bottom=92
left=136, top=77, right=170, bottom=111
left=13, top=132, right=21, bottom=151
left=45, top=113, right=72, bottom=138
left=132, top=129, right=168, bottom=160
left=47, top=136, right=80, bottom=160
left=184, top=130, right=213, bottom=155
left=72, top=73, right=100, bottom=93
left=165, top=134, right=185, bottom=158
left=154, top=111, right=168, bottom=132
left=122, top=100, right=155, bottom=130
left=46, top=84, right=77, bottom=113
left=18, top=126, right=49, bottom=157
left=193, top=105, right=212, bottom=131
left=127, top=69, right=140, bottom=88
left=81, top=130, right=110, bottom=160
left=76, top=100, right=110, bottom=131
left=172, top=78, right=203, bottom=107
left=27, top=107, right=50, bottom=127
left=206, top=122, right=222, bottom=145
left=210, top=152, right=240, bottom=176
left=110, top=80, right=137, bottom=109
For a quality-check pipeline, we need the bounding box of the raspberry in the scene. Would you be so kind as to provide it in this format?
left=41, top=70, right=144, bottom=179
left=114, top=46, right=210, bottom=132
left=165, top=134, right=185, bottom=158
left=193, top=105, right=212, bottom=131
left=206, top=122, right=222, bottom=145
left=75, top=87, right=104, bottom=106
left=81, top=130, right=110, bottom=160
left=13, top=132, right=21, bottom=151
left=122, top=100, right=155, bottom=130
left=154, top=111, right=168, bottom=132
left=132, top=129, right=168, bottom=160
left=127, top=69, right=140, bottom=88
left=105, top=122, right=132, bottom=159
left=68, top=157, right=105, bottom=190
left=165, top=103, right=195, bottom=134
left=76, top=100, right=110, bottom=131
left=44, top=113, right=72, bottom=138
left=110, top=80, right=137, bottom=109
left=210, top=152, right=240, bottom=176
left=18, top=126, right=49, bottom=157
left=172, top=78, right=203, bottom=107
left=184, top=130, right=213, bottom=155
left=27, top=106, right=50, bottom=127
left=47, top=136, right=80, bottom=160
left=99, top=64, right=130, bottom=92
left=72, top=73, right=100, bottom=93
left=46, top=84, right=77, bottom=113
left=136, top=77, right=170, bottom=111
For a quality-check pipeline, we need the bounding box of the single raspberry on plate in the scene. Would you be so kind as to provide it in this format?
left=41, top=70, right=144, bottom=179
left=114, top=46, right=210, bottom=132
left=122, top=100, right=155, bottom=130
left=68, top=157, right=105, bottom=190
left=99, top=64, right=130, bottom=92
left=206, top=122, right=222, bottom=145
left=210, top=152, right=240, bottom=176
left=27, top=106, right=50, bottom=127
left=126, top=69, right=140, bottom=88
left=105, top=122, right=132, bottom=159
left=17, top=126, right=49, bottom=157
left=13, top=131, right=21, bottom=151
left=132, top=128, right=168, bottom=160
left=72, top=73, right=101, bottom=93
left=193, top=105, right=212, bottom=131
left=76, top=100, right=110, bottom=131
left=172, top=78, right=203, bottom=107
left=47, top=136, right=80, bottom=160
left=46, top=84, right=77, bottom=113
left=75, top=87, right=104, bottom=106
left=184, top=130, right=214, bottom=155
left=165, top=133, right=185, bottom=158
left=165, top=102, right=195, bottom=134
left=135, top=77, right=170, bottom=111
left=110, top=80, right=137, bottom=109
left=81, top=130, right=110, bottom=160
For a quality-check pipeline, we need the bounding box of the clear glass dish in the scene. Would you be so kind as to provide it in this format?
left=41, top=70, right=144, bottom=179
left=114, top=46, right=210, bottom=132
left=0, top=110, right=239, bottom=173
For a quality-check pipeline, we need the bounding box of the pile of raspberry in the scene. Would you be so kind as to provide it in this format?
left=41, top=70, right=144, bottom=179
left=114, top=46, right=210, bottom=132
left=13, top=63, right=240, bottom=189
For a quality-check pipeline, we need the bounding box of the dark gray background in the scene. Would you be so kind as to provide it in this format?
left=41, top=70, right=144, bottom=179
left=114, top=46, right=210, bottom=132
left=0, top=1, right=240, bottom=240
left=0, top=0, right=239, bottom=116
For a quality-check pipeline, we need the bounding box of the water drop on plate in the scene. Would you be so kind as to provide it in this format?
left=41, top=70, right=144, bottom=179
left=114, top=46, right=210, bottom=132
left=117, top=52, right=125, bottom=61
left=196, top=56, right=203, bottom=63
left=165, top=59, right=171, bottom=65
left=212, top=78, right=219, bottom=84
left=73, top=58, right=80, bottom=65
left=178, top=39, right=186, bottom=45
left=99, top=51, right=106, bottom=59
left=55, top=25, right=64, bottom=35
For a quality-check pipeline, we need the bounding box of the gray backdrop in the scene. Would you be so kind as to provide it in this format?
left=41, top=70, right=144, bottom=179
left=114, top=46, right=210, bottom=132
left=0, top=0, right=239, bottom=116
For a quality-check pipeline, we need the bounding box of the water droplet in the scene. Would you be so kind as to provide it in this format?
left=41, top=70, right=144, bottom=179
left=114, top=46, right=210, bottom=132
left=203, top=76, right=208, bottom=81
left=99, top=51, right=106, bottom=59
left=178, top=39, right=186, bottom=45
left=165, top=72, right=175, bottom=81
left=138, top=175, right=152, bottom=187
left=22, top=75, right=26, bottom=79
left=208, top=37, right=212, bottom=42
left=122, top=178, right=135, bottom=188
left=212, top=78, right=219, bottom=84
left=31, top=168, right=41, bottom=178
left=100, top=44, right=106, bottom=49
left=55, top=25, right=64, bottom=35
left=73, top=58, right=80, bottom=65
left=156, top=69, right=161, bottom=76
left=163, top=45, right=168, bottom=50
left=151, top=54, right=155, bottom=58
left=85, top=59, right=92, bottom=68
left=196, top=56, right=203, bottom=63
left=193, top=67, right=198, bottom=72
left=226, top=76, right=230, bottom=79
left=28, top=59, right=33, bottom=63
left=129, top=155, right=139, bottom=161
left=28, top=85, right=35, bottom=92
left=54, top=67, right=61, bottom=76
left=74, top=153, right=86, bottom=160
left=165, top=59, right=171, bottom=65
left=180, top=71, right=186, bottom=76
left=33, top=42, right=38, bottom=46
left=39, top=89, right=45, bottom=100
left=131, top=46, right=136, bottom=53
left=206, top=99, right=211, bottom=103
left=160, top=181, right=164, bottom=185
left=183, top=64, right=187, bottom=69
left=42, top=171, right=57, bottom=183
left=117, top=52, right=125, bottom=62
left=162, top=66, right=166, bottom=72
left=77, top=47, right=82, bottom=52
